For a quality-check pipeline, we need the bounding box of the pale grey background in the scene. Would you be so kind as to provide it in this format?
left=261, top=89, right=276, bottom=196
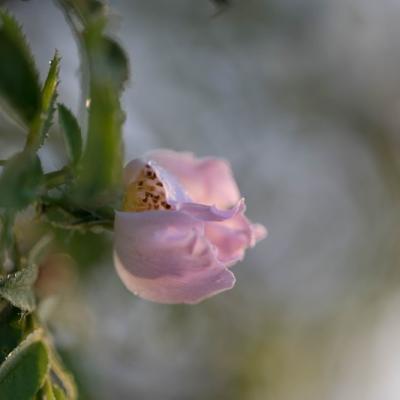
left=4, top=0, right=400, bottom=399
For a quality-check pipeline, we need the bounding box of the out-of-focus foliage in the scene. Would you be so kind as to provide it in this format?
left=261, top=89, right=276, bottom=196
left=0, top=330, right=49, bottom=400
left=0, top=307, right=24, bottom=365
left=0, top=11, right=40, bottom=125
left=0, top=264, right=38, bottom=312
left=0, top=152, right=43, bottom=210
left=0, top=0, right=127, bottom=398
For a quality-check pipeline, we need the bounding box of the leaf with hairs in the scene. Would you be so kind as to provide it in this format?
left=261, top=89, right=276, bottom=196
left=0, top=11, right=41, bottom=125
left=0, top=264, right=38, bottom=312
left=26, top=50, right=60, bottom=151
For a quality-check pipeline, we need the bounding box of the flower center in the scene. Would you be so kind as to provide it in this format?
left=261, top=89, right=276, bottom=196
left=123, top=164, right=172, bottom=212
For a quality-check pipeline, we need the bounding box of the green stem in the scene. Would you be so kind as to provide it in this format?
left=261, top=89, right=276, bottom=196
left=43, top=167, right=71, bottom=189
left=46, top=217, right=114, bottom=232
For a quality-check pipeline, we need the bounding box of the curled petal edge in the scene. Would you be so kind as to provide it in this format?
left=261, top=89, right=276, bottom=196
left=174, top=198, right=245, bottom=222
left=114, top=210, right=237, bottom=304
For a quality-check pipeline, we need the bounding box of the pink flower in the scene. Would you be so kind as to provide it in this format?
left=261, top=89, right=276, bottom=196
left=114, top=150, right=266, bottom=304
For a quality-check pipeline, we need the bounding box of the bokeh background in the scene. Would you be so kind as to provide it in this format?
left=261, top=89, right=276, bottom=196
left=2, top=0, right=400, bottom=399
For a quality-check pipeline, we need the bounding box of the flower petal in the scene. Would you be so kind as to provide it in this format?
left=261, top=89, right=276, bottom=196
left=175, top=198, right=245, bottom=221
left=123, top=158, right=146, bottom=186
left=114, top=210, right=236, bottom=304
left=205, top=213, right=267, bottom=266
left=146, top=149, right=241, bottom=208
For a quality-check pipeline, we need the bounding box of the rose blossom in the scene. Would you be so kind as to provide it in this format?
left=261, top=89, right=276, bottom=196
left=114, top=149, right=266, bottom=304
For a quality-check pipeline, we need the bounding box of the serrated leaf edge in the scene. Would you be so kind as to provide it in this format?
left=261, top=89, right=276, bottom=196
left=0, top=10, right=41, bottom=125
left=0, top=264, right=38, bottom=312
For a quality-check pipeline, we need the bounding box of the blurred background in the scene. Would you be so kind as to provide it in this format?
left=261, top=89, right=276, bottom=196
left=2, top=0, right=400, bottom=399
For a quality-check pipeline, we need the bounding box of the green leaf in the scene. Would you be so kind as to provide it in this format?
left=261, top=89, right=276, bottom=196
left=41, top=51, right=61, bottom=143
left=0, top=11, right=41, bottom=125
left=58, top=104, right=82, bottom=166
left=0, top=307, right=24, bottom=364
left=26, top=51, right=61, bottom=151
left=0, top=151, right=43, bottom=210
left=0, top=264, right=38, bottom=312
left=0, top=329, right=49, bottom=400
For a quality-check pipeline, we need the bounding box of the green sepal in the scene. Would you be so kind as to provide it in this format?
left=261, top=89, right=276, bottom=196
left=41, top=51, right=61, bottom=145
left=26, top=50, right=61, bottom=151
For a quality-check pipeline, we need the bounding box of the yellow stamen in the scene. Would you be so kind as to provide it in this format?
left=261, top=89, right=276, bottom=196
left=123, top=164, right=172, bottom=212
